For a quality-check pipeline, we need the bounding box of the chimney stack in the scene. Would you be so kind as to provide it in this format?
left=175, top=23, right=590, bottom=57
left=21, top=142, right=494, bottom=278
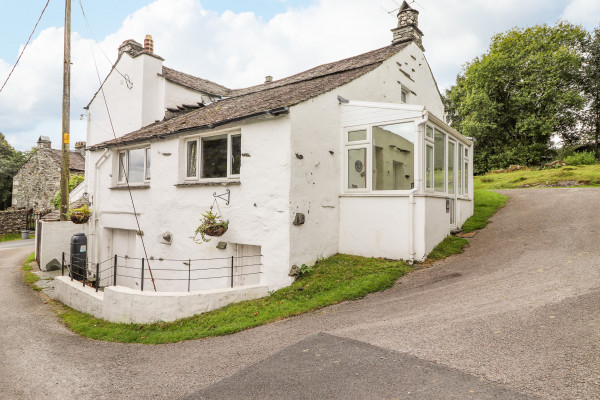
left=37, top=136, right=51, bottom=150
left=74, top=141, right=86, bottom=157
left=144, top=34, right=154, bottom=53
left=391, top=1, right=424, bottom=51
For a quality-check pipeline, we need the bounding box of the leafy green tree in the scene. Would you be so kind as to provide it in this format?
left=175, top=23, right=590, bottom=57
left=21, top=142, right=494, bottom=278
left=0, top=133, right=29, bottom=210
left=445, top=23, right=588, bottom=173
left=50, top=174, right=84, bottom=209
left=582, top=27, right=600, bottom=157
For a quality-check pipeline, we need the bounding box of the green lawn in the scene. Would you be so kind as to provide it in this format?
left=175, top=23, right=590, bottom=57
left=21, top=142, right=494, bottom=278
left=475, top=164, right=600, bottom=190
left=55, top=254, right=412, bottom=344
left=427, top=190, right=507, bottom=262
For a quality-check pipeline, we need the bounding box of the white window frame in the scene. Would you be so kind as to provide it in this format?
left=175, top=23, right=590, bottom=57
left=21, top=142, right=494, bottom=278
left=424, top=124, right=435, bottom=192
left=183, top=129, right=241, bottom=182
left=343, top=119, right=417, bottom=194
left=117, top=146, right=151, bottom=185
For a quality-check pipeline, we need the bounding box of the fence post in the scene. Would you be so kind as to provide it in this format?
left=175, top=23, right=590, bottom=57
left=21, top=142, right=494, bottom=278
left=61, top=252, right=65, bottom=277
left=113, top=255, right=117, bottom=286
left=188, top=259, right=191, bottom=293
left=95, top=263, right=100, bottom=292
left=141, top=258, right=145, bottom=292
left=231, top=256, right=234, bottom=288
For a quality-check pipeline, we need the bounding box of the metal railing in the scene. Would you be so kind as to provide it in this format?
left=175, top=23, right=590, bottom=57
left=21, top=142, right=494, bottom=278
left=61, top=252, right=263, bottom=293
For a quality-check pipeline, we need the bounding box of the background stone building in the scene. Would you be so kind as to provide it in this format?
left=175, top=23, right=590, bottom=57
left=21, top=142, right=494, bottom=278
left=11, top=136, right=85, bottom=211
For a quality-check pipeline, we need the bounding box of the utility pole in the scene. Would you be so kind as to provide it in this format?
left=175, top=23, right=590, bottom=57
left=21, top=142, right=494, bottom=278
left=60, top=0, right=71, bottom=220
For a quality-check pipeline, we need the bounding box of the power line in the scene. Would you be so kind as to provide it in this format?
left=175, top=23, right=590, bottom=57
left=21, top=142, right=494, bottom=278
left=0, top=0, right=51, bottom=94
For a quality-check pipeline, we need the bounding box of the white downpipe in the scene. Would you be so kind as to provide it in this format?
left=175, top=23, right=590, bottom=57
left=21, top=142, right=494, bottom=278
left=409, top=113, right=429, bottom=264
left=92, top=149, right=109, bottom=263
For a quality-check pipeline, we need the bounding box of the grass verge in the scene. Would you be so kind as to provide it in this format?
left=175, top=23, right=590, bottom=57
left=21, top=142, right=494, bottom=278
left=1, top=233, right=25, bottom=242
left=427, top=190, right=507, bottom=262
left=475, top=164, right=600, bottom=190
left=55, top=254, right=411, bottom=344
left=21, top=252, right=41, bottom=291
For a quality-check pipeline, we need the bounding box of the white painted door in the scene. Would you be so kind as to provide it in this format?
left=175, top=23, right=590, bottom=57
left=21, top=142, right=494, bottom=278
left=233, top=244, right=261, bottom=287
left=112, top=229, right=137, bottom=289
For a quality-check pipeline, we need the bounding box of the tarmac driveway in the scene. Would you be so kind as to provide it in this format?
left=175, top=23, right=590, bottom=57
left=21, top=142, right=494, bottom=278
left=1, top=188, right=599, bottom=399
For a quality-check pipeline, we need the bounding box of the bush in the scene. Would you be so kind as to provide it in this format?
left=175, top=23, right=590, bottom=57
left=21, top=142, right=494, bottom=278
left=50, top=174, right=84, bottom=209
left=564, top=151, right=597, bottom=166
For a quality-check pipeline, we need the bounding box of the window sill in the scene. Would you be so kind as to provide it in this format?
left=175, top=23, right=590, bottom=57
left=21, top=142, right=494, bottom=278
left=109, top=184, right=151, bottom=190
left=176, top=180, right=240, bottom=187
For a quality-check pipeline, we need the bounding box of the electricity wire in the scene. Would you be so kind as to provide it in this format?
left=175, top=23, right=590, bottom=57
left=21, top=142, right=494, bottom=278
left=0, top=0, right=51, bottom=94
left=77, top=0, right=156, bottom=291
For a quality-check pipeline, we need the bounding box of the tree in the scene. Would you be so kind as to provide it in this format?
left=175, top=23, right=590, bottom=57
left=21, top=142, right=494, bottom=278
left=0, top=133, right=29, bottom=209
left=582, top=27, right=600, bottom=157
left=445, top=23, right=588, bottom=174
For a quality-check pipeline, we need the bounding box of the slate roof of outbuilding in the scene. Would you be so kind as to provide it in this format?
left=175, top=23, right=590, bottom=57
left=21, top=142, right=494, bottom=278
left=46, top=149, right=86, bottom=171
left=90, top=41, right=411, bottom=150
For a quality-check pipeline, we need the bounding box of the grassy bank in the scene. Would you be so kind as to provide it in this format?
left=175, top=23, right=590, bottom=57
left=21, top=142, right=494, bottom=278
left=21, top=253, right=41, bottom=291
left=1, top=233, right=24, bottom=242
left=427, top=190, right=507, bottom=262
left=56, top=255, right=411, bottom=344
left=475, top=164, right=600, bottom=190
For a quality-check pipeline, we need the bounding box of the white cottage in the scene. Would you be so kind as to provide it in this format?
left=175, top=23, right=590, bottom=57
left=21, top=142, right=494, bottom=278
left=69, top=2, right=473, bottom=320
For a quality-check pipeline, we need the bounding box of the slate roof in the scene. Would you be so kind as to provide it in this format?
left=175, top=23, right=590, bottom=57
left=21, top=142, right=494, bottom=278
left=162, top=66, right=231, bottom=97
left=90, top=41, right=410, bottom=150
left=45, top=149, right=86, bottom=172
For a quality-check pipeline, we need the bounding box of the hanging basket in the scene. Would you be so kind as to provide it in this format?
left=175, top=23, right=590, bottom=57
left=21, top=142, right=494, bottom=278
left=204, top=224, right=228, bottom=237
left=70, top=213, right=90, bottom=224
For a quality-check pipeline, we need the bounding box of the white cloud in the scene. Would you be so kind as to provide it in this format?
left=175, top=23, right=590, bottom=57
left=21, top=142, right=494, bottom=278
left=1, top=0, right=597, bottom=151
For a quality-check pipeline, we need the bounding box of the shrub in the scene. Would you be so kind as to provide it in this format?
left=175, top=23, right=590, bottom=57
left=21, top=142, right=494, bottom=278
left=564, top=151, right=597, bottom=166
left=50, top=174, right=84, bottom=209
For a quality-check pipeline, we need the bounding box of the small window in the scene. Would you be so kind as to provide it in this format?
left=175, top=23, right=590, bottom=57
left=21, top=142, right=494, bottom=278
left=372, top=122, right=414, bottom=190
left=348, top=129, right=367, bottom=142
left=447, top=141, right=455, bottom=195
left=231, top=134, right=241, bottom=176
left=185, top=132, right=241, bottom=181
left=117, top=148, right=150, bottom=184
left=426, top=145, right=433, bottom=190
left=426, top=126, right=434, bottom=139
left=348, top=148, right=367, bottom=189
left=202, top=135, right=228, bottom=178
left=434, top=129, right=446, bottom=192
left=458, top=144, right=464, bottom=195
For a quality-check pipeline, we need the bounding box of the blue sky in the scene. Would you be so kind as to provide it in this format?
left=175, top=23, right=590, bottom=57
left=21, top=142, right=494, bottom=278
left=1, top=0, right=599, bottom=151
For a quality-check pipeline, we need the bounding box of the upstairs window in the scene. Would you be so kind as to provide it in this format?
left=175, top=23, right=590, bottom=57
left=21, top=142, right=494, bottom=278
left=185, top=132, right=241, bottom=180
left=118, top=147, right=150, bottom=184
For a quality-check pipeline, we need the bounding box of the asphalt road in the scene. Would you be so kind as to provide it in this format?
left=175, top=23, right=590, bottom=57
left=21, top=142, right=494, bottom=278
left=1, top=188, right=599, bottom=399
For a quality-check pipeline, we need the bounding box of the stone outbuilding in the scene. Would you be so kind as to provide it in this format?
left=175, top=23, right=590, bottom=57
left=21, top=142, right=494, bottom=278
left=11, top=136, right=85, bottom=211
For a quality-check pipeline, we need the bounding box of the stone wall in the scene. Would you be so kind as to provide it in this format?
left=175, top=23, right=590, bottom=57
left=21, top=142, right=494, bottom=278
left=12, top=150, right=61, bottom=210
left=0, top=209, right=27, bottom=235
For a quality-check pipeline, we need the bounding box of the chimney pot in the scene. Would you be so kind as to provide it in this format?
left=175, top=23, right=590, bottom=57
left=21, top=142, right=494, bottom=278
left=265, top=75, right=273, bottom=83
left=144, top=34, right=154, bottom=54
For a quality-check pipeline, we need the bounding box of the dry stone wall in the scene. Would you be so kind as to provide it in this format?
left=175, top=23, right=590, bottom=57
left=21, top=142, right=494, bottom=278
left=0, top=210, right=27, bottom=235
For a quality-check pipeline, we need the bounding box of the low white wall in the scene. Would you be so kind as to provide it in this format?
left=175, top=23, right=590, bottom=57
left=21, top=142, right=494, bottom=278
left=54, top=276, right=269, bottom=324
left=54, top=276, right=104, bottom=318
left=39, top=221, right=86, bottom=271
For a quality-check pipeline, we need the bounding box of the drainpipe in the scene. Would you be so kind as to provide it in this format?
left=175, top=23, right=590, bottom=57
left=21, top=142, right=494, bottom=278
left=92, top=149, right=109, bottom=263
left=408, top=112, right=429, bottom=265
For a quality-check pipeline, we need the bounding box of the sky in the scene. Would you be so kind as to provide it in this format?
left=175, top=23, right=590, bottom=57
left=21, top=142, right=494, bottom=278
left=0, top=0, right=599, bottom=151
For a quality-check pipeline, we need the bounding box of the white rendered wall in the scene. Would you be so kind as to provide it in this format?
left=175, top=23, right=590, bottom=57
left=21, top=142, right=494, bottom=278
left=164, top=80, right=207, bottom=109
left=88, top=116, right=293, bottom=292
left=38, top=221, right=86, bottom=271
left=54, top=276, right=268, bottom=323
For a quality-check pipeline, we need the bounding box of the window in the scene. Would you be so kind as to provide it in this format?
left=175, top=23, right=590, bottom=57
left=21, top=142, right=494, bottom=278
left=447, top=141, right=455, bottom=195
left=464, top=161, right=469, bottom=195
left=372, top=123, right=414, bottom=190
left=348, top=129, right=367, bottom=142
left=185, top=132, right=241, bottom=181
left=117, top=147, right=150, bottom=184
left=426, top=126, right=434, bottom=139
left=434, top=129, right=446, bottom=192
left=347, top=148, right=367, bottom=189
left=426, top=145, right=433, bottom=190
left=458, top=143, right=464, bottom=195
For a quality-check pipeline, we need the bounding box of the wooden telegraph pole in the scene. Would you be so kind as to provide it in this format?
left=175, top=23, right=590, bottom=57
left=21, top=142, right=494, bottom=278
left=60, top=0, right=71, bottom=220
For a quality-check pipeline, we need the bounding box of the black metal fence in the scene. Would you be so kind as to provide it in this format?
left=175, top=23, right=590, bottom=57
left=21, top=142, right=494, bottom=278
left=61, top=252, right=262, bottom=292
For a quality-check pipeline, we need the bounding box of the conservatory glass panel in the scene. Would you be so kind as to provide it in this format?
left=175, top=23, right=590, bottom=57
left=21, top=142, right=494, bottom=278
left=447, top=141, right=455, bottom=194
left=372, top=122, right=415, bottom=190
left=348, top=148, right=367, bottom=189
left=434, top=129, right=446, bottom=192
left=348, top=129, right=367, bottom=142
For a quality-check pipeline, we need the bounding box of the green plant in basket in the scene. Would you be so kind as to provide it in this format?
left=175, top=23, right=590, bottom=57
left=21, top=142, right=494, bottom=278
left=193, top=210, right=228, bottom=243
left=66, top=204, right=91, bottom=224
